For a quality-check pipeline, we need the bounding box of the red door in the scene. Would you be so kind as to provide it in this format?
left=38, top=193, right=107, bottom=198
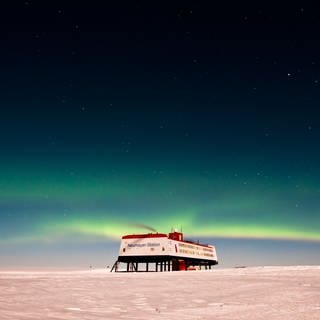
left=179, top=260, right=186, bottom=271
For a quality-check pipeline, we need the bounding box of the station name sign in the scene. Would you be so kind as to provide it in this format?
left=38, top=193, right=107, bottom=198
left=128, top=242, right=161, bottom=248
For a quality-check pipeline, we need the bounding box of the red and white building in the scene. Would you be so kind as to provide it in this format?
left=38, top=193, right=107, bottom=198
left=111, top=230, right=218, bottom=272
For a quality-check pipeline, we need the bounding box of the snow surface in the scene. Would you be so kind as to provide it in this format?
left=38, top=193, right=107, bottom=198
left=0, top=266, right=319, bottom=319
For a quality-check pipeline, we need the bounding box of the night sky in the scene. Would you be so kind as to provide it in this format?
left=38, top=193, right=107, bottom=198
left=1, top=2, right=320, bottom=268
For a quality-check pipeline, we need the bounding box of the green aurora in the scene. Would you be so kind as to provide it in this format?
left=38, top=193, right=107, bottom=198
left=1, top=159, right=320, bottom=245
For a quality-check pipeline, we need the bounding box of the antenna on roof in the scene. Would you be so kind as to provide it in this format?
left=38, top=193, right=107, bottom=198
left=128, top=223, right=157, bottom=233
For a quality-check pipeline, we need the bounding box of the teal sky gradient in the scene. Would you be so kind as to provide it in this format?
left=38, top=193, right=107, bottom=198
left=1, top=2, right=320, bottom=267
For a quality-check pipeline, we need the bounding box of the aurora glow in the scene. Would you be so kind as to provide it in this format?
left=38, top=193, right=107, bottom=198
left=2, top=151, right=320, bottom=268
left=1, top=161, right=320, bottom=245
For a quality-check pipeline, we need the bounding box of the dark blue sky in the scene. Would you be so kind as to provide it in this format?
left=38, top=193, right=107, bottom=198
left=0, top=1, right=320, bottom=267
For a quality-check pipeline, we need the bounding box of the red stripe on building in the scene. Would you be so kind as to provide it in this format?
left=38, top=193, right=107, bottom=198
left=122, top=233, right=167, bottom=239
